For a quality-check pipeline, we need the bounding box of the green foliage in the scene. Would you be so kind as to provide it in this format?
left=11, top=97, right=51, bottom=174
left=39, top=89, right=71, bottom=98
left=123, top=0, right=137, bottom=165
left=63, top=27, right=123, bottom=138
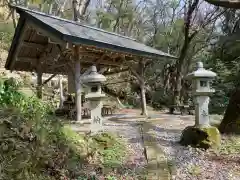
left=207, top=40, right=240, bottom=114
left=151, top=88, right=173, bottom=109
left=0, top=77, right=53, bottom=117
left=0, top=77, right=73, bottom=179
left=0, top=77, right=128, bottom=179
left=105, top=175, right=118, bottom=180
left=91, top=132, right=126, bottom=167
left=0, top=106, right=85, bottom=180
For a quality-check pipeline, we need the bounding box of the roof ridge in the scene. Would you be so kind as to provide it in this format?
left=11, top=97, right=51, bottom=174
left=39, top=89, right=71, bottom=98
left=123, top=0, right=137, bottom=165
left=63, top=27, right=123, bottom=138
left=11, top=4, right=137, bottom=41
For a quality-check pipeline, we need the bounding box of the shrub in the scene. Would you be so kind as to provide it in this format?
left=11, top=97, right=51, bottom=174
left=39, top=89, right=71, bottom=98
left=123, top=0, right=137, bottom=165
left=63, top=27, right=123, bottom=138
left=0, top=77, right=53, bottom=117
left=0, top=77, right=128, bottom=179
left=0, top=77, right=81, bottom=179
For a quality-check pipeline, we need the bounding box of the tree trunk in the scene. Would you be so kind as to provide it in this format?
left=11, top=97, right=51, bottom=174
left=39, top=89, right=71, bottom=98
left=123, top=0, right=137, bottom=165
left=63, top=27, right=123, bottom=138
left=59, top=75, right=64, bottom=108
left=24, top=0, right=29, bottom=7
left=116, top=97, right=125, bottom=109
left=56, top=0, right=67, bottom=17
left=170, top=71, right=182, bottom=113
left=170, top=0, right=199, bottom=114
left=140, top=82, right=148, bottom=116
left=39, top=2, right=45, bottom=12
left=219, top=87, right=240, bottom=134
left=128, top=61, right=148, bottom=116
left=48, top=3, right=53, bottom=14
left=10, top=0, right=17, bottom=29
left=37, top=71, right=42, bottom=99
left=138, top=60, right=148, bottom=116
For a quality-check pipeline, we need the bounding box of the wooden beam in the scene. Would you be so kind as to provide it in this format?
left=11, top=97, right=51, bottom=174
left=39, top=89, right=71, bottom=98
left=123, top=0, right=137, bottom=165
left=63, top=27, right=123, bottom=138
left=28, top=21, right=67, bottom=46
left=70, top=49, right=128, bottom=64
left=80, top=58, right=121, bottom=66
left=10, top=21, right=28, bottom=70
left=42, top=74, right=56, bottom=86
left=13, top=61, right=99, bottom=74
left=17, top=56, right=122, bottom=67
left=22, top=41, right=45, bottom=49
left=83, top=44, right=146, bottom=60
left=17, top=57, right=36, bottom=63
left=48, top=37, right=60, bottom=44
left=16, top=58, right=61, bottom=70
left=17, top=57, right=65, bottom=67
left=96, top=54, right=107, bottom=64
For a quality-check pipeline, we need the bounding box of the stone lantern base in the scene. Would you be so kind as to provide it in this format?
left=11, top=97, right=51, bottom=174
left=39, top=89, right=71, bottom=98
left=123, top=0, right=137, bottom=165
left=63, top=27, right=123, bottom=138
left=180, top=126, right=221, bottom=149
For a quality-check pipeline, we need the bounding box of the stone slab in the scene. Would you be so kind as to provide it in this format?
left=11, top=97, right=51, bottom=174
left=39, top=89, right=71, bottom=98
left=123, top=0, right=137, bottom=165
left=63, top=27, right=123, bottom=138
left=140, top=122, right=171, bottom=180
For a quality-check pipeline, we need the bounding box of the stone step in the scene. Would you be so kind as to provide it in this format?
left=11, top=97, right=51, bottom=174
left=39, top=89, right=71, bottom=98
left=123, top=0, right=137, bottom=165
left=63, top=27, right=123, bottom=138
left=140, top=122, right=171, bottom=180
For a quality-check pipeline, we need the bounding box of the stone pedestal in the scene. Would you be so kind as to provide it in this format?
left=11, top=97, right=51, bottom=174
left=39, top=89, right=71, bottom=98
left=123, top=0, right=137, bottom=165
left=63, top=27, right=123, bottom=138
left=195, top=96, right=210, bottom=127
left=85, top=92, right=106, bottom=133
left=90, top=100, right=104, bottom=133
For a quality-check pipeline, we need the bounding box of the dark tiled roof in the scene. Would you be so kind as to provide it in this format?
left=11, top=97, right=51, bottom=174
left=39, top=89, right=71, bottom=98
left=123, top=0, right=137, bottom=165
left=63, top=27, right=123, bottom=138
left=14, top=5, right=176, bottom=59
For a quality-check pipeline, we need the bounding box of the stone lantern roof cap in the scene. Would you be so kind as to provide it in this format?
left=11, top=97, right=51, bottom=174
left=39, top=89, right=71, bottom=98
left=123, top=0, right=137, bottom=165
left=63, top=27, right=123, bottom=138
left=186, top=62, right=216, bottom=79
left=81, top=66, right=106, bottom=83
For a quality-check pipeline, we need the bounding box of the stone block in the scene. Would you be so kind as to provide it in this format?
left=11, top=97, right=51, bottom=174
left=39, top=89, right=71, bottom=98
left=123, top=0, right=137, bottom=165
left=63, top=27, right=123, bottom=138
left=180, top=126, right=221, bottom=149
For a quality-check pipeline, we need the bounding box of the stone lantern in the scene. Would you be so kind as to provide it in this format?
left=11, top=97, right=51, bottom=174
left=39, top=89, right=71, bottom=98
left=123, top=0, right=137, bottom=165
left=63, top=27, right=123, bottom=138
left=186, top=61, right=216, bottom=127
left=180, top=62, right=220, bottom=149
left=81, top=66, right=106, bottom=134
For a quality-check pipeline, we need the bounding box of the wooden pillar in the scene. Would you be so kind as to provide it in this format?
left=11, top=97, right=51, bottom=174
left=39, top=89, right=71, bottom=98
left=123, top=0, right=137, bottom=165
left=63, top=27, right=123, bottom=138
left=37, top=70, right=42, bottom=99
left=59, top=75, right=64, bottom=108
left=74, top=46, right=82, bottom=122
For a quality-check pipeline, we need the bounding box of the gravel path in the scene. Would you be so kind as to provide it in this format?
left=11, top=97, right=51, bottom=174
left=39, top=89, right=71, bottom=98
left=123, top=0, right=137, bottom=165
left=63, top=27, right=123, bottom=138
left=151, top=115, right=240, bottom=180
left=106, top=110, right=240, bottom=180
left=70, top=117, right=147, bottom=179
left=71, top=109, right=240, bottom=180
left=103, top=121, right=147, bottom=177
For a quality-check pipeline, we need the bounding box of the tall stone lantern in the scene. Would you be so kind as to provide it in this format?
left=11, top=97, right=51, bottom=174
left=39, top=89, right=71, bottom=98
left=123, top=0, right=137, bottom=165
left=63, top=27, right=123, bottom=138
left=186, top=61, right=216, bottom=127
left=180, top=62, right=221, bottom=149
left=81, top=66, right=106, bottom=134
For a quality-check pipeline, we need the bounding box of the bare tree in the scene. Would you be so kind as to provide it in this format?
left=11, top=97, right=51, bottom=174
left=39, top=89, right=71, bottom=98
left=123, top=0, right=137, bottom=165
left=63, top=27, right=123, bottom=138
left=169, top=1, right=224, bottom=113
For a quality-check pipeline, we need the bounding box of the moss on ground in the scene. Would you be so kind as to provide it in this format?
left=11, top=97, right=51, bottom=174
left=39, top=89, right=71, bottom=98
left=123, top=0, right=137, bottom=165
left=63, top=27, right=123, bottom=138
left=91, top=132, right=127, bottom=168
left=219, top=135, right=240, bottom=154
left=180, top=126, right=221, bottom=149
left=0, top=107, right=127, bottom=180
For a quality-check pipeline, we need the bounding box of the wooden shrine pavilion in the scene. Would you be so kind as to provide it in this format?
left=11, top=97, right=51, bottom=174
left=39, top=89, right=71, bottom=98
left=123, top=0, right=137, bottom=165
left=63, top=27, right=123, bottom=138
left=5, top=5, right=176, bottom=121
